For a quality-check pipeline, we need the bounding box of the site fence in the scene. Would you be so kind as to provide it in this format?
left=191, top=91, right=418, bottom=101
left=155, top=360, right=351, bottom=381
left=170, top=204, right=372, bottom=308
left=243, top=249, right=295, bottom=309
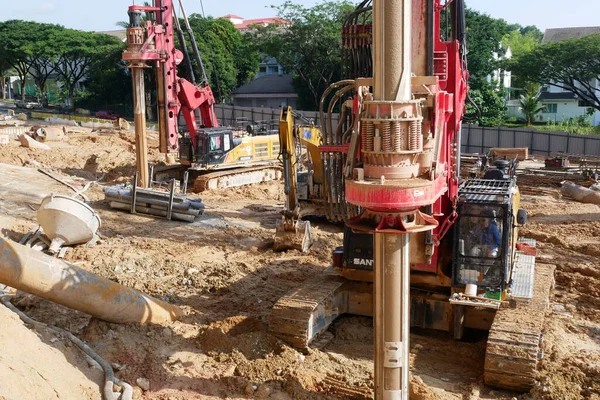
left=461, top=124, right=600, bottom=157
left=214, top=104, right=340, bottom=131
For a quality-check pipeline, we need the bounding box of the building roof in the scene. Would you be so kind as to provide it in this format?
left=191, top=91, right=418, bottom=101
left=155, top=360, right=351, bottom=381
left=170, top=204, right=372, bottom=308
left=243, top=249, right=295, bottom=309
left=96, top=29, right=127, bottom=41
left=539, top=92, right=578, bottom=101
left=232, top=74, right=295, bottom=96
left=220, top=14, right=244, bottom=19
left=543, top=26, right=600, bottom=43
left=234, top=17, right=289, bottom=31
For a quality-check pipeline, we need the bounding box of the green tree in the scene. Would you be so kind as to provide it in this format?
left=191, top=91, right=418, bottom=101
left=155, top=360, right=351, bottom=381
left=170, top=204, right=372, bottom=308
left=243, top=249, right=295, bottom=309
left=0, top=55, right=11, bottom=100
left=248, top=1, right=354, bottom=110
left=502, top=29, right=541, bottom=60
left=502, top=28, right=542, bottom=90
left=78, top=43, right=132, bottom=117
left=512, top=34, right=600, bottom=113
left=464, top=9, right=509, bottom=91
left=28, top=23, right=65, bottom=106
left=51, top=29, right=123, bottom=110
left=0, top=20, right=40, bottom=101
left=467, top=80, right=507, bottom=126
left=186, top=16, right=259, bottom=102
left=463, top=10, right=545, bottom=124
left=518, top=92, right=545, bottom=125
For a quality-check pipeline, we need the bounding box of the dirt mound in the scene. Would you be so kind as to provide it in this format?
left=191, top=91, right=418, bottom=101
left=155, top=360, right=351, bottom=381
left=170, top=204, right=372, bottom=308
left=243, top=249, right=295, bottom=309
left=203, top=180, right=284, bottom=201
left=0, top=303, right=102, bottom=400
left=410, top=375, right=438, bottom=400
left=200, top=316, right=281, bottom=360
left=0, top=129, right=163, bottom=184
left=330, top=316, right=373, bottom=342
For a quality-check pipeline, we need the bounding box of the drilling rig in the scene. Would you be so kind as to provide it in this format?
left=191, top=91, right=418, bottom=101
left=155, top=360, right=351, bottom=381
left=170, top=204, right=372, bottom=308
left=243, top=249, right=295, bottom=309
left=122, top=1, right=282, bottom=192
left=270, top=0, right=554, bottom=397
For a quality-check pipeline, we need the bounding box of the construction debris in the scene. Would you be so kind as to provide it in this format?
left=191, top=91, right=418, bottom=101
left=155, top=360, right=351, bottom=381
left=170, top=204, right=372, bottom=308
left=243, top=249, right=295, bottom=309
left=44, top=117, right=79, bottom=126
left=37, top=194, right=101, bottom=254
left=37, top=169, right=91, bottom=201
left=17, top=133, right=51, bottom=150
left=561, top=181, right=600, bottom=204
left=31, top=126, right=66, bottom=142
left=104, top=168, right=204, bottom=222
left=104, top=178, right=205, bottom=222
left=115, top=117, right=131, bottom=130
left=489, top=147, right=528, bottom=161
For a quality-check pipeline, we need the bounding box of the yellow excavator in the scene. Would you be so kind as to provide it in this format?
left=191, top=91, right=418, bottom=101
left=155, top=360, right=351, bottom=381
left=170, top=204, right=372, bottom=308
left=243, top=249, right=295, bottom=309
left=273, top=106, right=322, bottom=252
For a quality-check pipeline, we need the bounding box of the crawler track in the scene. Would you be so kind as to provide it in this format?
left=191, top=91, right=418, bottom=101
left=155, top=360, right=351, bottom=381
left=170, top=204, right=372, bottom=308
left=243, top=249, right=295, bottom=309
left=269, top=275, right=346, bottom=349
left=193, top=166, right=282, bottom=192
left=484, top=263, right=555, bottom=391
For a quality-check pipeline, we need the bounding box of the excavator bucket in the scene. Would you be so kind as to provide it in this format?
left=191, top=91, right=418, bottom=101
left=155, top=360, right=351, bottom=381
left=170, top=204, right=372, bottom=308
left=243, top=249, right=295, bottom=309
left=274, top=219, right=313, bottom=252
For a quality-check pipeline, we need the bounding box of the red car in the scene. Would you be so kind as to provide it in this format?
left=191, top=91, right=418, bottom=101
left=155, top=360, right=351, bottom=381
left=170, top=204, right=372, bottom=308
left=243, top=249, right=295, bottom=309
left=96, top=110, right=120, bottom=120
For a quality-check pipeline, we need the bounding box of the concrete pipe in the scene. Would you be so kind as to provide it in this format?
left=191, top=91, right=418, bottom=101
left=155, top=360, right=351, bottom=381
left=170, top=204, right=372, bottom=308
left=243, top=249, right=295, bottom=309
left=109, top=201, right=197, bottom=222
left=0, top=238, right=184, bottom=324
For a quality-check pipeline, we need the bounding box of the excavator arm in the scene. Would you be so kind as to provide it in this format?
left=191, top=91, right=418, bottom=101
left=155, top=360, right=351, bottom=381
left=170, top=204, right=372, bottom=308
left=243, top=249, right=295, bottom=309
left=273, top=106, right=313, bottom=252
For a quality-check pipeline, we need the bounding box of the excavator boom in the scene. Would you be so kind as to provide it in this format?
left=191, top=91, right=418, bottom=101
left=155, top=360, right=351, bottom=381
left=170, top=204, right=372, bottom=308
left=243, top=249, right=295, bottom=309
left=273, top=106, right=313, bottom=252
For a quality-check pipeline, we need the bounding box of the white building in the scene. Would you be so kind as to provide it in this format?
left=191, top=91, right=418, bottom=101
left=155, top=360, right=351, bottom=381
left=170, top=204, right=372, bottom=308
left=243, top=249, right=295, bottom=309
left=508, top=27, right=600, bottom=126
left=488, top=47, right=512, bottom=90
left=536, top=83, right=600, bottom=126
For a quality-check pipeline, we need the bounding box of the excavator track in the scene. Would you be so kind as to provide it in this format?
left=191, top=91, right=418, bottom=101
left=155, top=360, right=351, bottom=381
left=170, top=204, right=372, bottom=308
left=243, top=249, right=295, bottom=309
left=269, top=275, right=346, bottom=349
left=192, top=166, right=282, bottom=192
left=484, top=263, right=555, bottom=391
left=320, top=374, right=372, bottom=399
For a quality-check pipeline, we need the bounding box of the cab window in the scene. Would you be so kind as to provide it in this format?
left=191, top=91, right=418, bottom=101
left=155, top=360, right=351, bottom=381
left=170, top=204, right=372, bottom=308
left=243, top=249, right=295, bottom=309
left=223, top=134, right=231, bottom=151
left=209, top=135, right=221, bottom=151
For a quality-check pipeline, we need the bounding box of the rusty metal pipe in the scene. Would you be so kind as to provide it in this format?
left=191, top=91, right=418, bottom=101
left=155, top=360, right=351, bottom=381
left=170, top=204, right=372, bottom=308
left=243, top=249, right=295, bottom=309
left=132, top=66, right=149, bottom=188
left=0, top=238, right=184, bottom=323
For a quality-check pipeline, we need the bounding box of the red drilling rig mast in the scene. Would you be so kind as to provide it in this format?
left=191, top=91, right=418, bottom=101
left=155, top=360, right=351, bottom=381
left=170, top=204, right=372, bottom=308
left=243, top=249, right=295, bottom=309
left=122, top=0, right=218, bottom=187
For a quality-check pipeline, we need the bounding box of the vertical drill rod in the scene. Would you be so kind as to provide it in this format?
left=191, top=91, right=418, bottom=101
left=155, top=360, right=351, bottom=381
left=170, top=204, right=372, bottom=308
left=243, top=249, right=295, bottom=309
left=132, top=66, right=149, bottom=188
left=374, top=233, right=410, bottom=399
left=372, top=0, right=412, bottom=398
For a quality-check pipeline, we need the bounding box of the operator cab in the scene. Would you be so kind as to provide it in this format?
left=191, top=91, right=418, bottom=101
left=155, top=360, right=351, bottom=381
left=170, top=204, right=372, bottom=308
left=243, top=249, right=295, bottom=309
left=179, top=127, right=236, bottom=166
left=452, top=177, right=521, bottom=300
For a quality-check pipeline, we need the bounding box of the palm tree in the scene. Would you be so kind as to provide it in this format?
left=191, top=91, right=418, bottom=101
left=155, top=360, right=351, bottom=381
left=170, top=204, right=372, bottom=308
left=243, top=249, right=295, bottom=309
left=519, top=91, right=545, bottom=126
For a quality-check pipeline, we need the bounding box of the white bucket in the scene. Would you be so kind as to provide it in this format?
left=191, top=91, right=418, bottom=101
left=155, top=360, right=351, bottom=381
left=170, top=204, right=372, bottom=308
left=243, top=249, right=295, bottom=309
left=465, top=283, right=477, bottom=297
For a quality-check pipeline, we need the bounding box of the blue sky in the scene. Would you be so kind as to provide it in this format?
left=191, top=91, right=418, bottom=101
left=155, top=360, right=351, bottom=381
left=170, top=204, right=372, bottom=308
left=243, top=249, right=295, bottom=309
left=3, top=1, right=600, bottom=32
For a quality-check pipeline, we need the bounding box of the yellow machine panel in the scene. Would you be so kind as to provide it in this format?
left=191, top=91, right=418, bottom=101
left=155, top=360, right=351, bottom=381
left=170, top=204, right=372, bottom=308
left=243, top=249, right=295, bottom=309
left=225, top=134, right=281, bottom=165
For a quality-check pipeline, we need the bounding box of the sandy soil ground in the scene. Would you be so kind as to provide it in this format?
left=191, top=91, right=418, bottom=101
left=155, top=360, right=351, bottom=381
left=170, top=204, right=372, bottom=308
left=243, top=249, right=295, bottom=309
left=0, top=125, right=599, bottom=399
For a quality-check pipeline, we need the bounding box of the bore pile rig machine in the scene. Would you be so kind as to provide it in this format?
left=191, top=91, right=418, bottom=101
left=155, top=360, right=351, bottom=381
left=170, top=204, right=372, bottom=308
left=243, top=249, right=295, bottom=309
left=122, top=1, right=282, bottom=192
left=342, top=0, right=468, bottom=397
left=271, top=0, right=555, bottom=397
left=271, top=0, right=468, bottom=398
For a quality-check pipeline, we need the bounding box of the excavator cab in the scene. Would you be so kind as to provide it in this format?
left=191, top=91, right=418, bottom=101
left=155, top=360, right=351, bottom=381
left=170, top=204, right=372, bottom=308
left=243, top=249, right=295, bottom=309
left=179, top=128, right=235, bottom=167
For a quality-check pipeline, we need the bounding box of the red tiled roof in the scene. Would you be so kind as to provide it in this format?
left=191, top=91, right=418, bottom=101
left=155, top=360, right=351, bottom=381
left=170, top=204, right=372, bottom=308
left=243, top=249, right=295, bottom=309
left=220, top=14, right=244, bottom=19
left=233, top=17, right=289, bottom=31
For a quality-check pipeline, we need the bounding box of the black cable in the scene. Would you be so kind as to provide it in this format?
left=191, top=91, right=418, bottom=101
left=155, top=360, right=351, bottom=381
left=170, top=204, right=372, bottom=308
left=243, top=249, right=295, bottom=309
left=0, top=294, right=133, bottom=400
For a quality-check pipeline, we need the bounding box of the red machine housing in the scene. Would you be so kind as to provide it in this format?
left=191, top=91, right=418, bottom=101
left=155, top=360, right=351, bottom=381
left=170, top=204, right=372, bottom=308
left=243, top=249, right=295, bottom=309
left=345, top=0, right=468, bottom=274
